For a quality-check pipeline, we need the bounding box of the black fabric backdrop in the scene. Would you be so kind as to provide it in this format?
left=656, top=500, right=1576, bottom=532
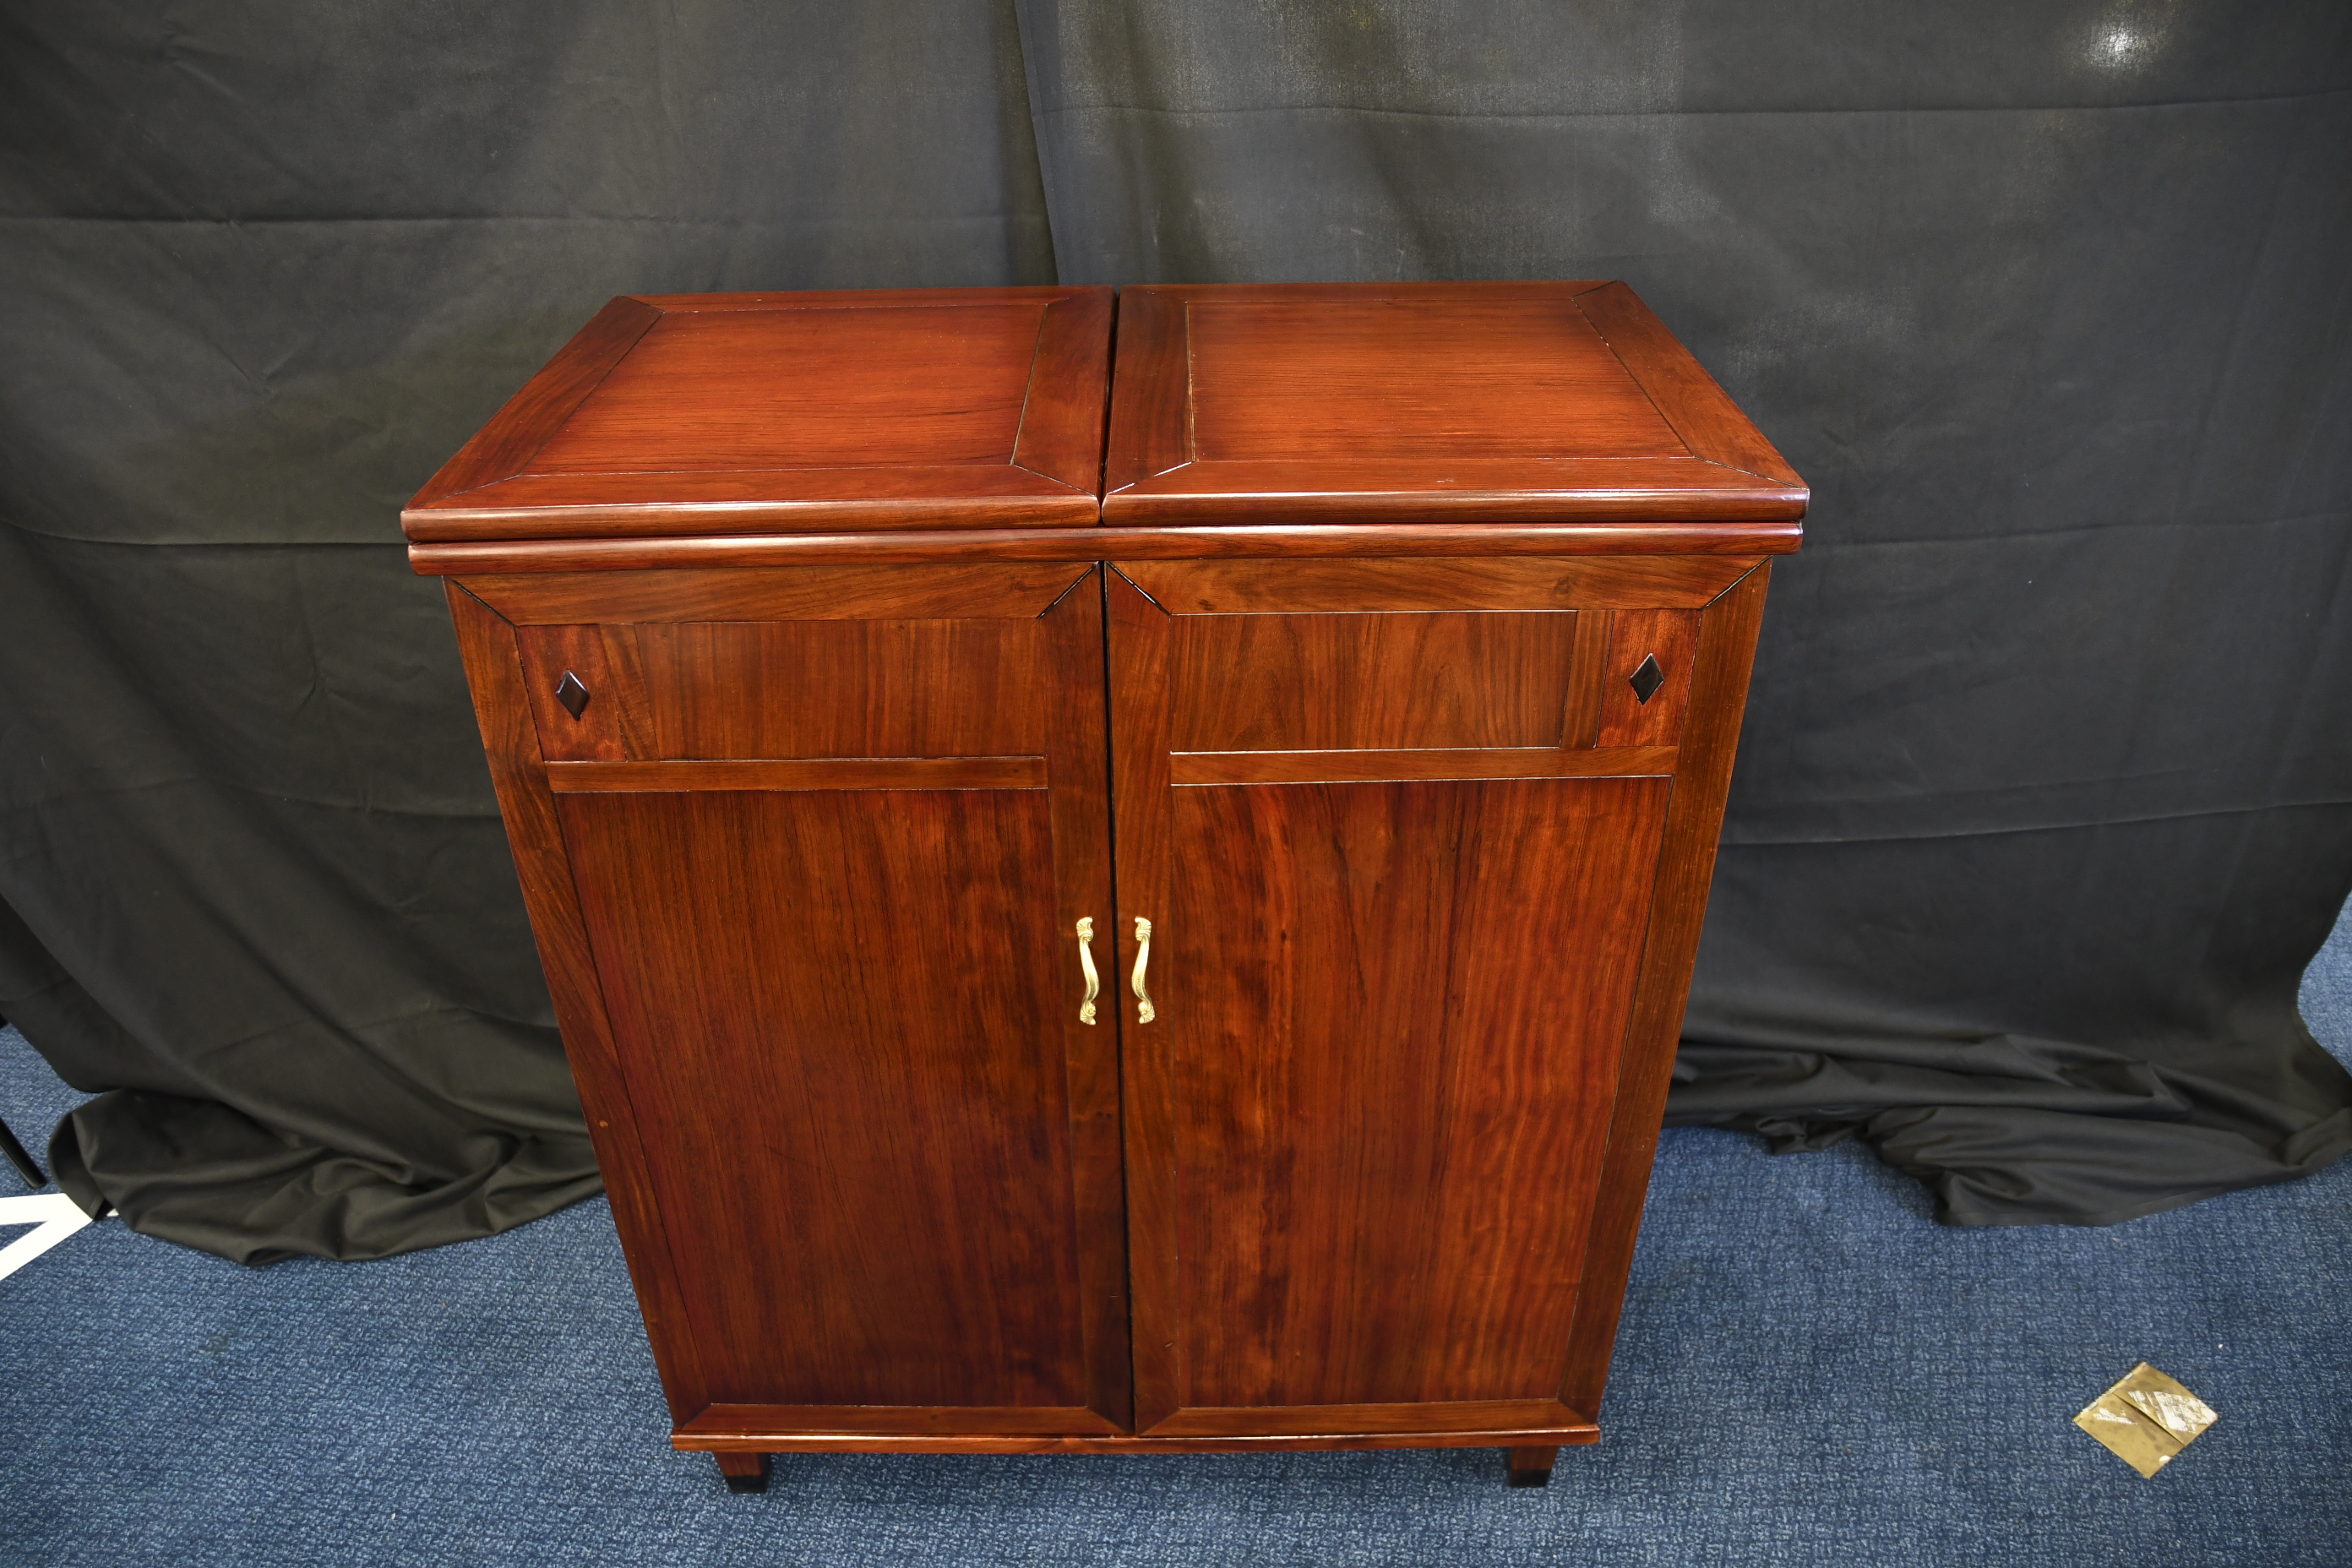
left=3, top=3, right=2347, bottom=1260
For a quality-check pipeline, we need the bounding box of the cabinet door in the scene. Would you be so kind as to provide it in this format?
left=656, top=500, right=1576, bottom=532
left=1106, top=560, right=1703, bottom=1439
left=455, top=562, right=1130, bottom=1440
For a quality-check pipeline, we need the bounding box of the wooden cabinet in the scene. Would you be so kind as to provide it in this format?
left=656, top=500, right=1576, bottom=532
left=404, top=282, right=1805, bottom=1492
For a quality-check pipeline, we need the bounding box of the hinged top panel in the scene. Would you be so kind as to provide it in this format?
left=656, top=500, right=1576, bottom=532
left=1103, top=282, right=1805, bottom=542
left=403, top=287, right=1113, bottom=542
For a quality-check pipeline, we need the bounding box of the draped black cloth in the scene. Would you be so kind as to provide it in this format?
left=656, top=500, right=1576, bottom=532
left=3, top=2, right=2345, bottom=1258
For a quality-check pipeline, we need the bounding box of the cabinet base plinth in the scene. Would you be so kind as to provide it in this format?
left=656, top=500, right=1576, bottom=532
left=673, top=1405, right=1600, bottom=1458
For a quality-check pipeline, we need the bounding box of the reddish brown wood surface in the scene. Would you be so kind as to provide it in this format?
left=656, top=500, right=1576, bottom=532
left=1102, top=282, right=1807, bottom=528
left=1595, top=609, right=1701, bottom=749
left=673, top=1404, right=1599, bottom=1454
left=536, top=575, right=1125, bottom=1428
left=1120, top=555, right=1752, bottom=613
left=1169, top=611, right=1578, bottom=752
left=441, top=583, right=710, bottom=1422
left=1559, top=564, right=1772, bottom=1422
left=1109, top=568, right=1676, bottom=1434
left=402, top=287, right=1112, bottom=540
left=461, top=562, right=1088, bottom=625
left=1168, top=747, right=1675, bottom=787
left=411, top=525, right=1794, bottom=575
left=544, top=758, right=1047, bottom=793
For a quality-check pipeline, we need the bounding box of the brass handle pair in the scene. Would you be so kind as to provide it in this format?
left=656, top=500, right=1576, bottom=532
left=1073, top=917, right=1155, bottom=1025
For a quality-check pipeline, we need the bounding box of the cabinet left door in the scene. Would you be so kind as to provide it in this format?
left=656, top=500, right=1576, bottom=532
left=444, top=561, right=1132, bottom=1443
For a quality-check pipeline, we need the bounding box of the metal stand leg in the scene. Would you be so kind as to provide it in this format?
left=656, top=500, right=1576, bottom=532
left=0, top=1113, right=42, bottom=1190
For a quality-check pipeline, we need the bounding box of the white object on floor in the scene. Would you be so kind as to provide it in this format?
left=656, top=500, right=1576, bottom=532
left=0, top=1192, right=95, bottom=1282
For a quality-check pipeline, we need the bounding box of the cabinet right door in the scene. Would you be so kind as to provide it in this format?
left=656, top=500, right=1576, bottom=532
left=1106, top=558, right=1728, bottom=1439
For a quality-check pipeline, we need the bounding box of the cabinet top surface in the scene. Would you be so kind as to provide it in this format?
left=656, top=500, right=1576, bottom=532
left=1102, top=282, right=1805, bottom=529
left=402, top=286, right=1113, bottom=543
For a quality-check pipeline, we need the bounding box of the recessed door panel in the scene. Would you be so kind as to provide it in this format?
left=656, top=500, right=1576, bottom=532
left=1108, top=565, right=1674, bottom=1435
left=537, top=568, right=1126, bottom=1432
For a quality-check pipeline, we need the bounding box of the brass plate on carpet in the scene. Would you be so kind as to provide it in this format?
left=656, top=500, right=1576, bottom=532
left=2072, top=1363, right=2218, bottom=1478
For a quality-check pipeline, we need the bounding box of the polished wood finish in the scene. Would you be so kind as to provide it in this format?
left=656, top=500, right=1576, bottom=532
left=417, top=284, right=1799, bottom=1484
left=1103, top=282, right=1807, bottom=527
left=404, top=287, right=1111, bottom=540
left=1108, top=563, right=1676, bottom=1433
left=1558, top=564, right=1772, bottom=1421
left=541, top=571, right=1125, bottom=1428
left=675, top=1402, right=1598, bottom=1454
left=411, top=526, right=1792, bottom=575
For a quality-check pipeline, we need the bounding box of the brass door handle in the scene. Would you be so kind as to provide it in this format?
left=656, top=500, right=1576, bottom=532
left=1074, top=917, right=1099, bottom=1026
left=1131, top=917, right=1156, bottom=1024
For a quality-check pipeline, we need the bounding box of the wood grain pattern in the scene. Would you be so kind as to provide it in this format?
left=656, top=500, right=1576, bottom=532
left=1169, top=612, right=1576, bottom=753
left=1144, top=1400, right=1590, bottom=1440
left=1558, top=564, right=1772, bottom=1423
left=1158, top=777, right=1669, bottom=1413
left=630, top=620, right=1045, bottom=760
left=1168, top=747, right=1675, bottom=787
left=1101, top=283, right=1808, bottom=528
left=411, top=527, right=1794, bottom=575
left=520, top=302, right=1045, bottom=474
left=1562, top=610, right=1613, bottom=749
left=514, top=624, right=628, bottom=761
left=1102, top=286, right=1189, bottom=495
left=1105, top=569, right=1180, bottom=1432
left=1595, top=609, right=1701, bottom=749
left=529, top=571, right=1124, bottom=1426
left=1120, top=556, right=1752, bottom=613
left=441, top=583, right=710, bottom=1422
left=401, top=287, right=1113, bottom=542
left=1571, top=284, right=1804, bottom=483
left=1013, top=291, right=1117, bottom=493
left=558, top=784, right=1096, bottom=1411
left=545, top=758, right=1046, bottom=793
left=409, top=297, right=662, bottom=509
left=1037, top=571, right=1133, bottom=1429
left=457, top=563, right=1090, bottom=624
left=673, top=1405, right=1599, bottom=1454
left=1186, top=296, right=1685, bottom=462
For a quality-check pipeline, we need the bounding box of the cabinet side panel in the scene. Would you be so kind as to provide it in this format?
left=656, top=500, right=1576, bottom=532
left=441, top=583, right=710, bottom=1419
left=1168, top=777, right=1668, bottom=1409
left=1560, top=564, right=1772, bottom=1418
left=558, top=785, right=1093, bottom=1410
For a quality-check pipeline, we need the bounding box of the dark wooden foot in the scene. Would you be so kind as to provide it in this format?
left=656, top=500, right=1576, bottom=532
left=715, top=1453, right=770, bottom=1494
left=1506, top=1444, right=1558, bottom=1489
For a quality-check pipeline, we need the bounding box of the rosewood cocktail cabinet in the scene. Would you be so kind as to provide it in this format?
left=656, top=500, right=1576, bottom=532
left=402, top=281, right=1805, bottom=1494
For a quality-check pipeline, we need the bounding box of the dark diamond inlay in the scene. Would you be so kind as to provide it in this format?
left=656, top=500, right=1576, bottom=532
left=1629, top=654, right=1665, bottom=705
left=556, top=671, right=591, bottom=719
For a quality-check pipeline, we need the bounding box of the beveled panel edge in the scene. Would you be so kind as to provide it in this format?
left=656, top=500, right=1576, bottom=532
left=1169, top=747, right=1677, bottom=787
left=1118, top=554, right=1756, bottom=612
left=402, top=483, right=1098, bottom=542
left=1010, top=287, right=1116, bottom=496
left=672, top=1402, right=1600, bottom=1453
left=628, top=286, right=1105, bottom=313
left=406, top=296, right=664, bottom=516
left=1102, top=286, right=1190, bottom=495
left=410, top=525, right=1797, bottom=575
left=1101, top=460, right=1806, bottom=525
left=545, top=758, right=1048, bottom=793
left=1570, top=283, right=1808, bottom=489
left=456, top=561, right=1096, bottom=624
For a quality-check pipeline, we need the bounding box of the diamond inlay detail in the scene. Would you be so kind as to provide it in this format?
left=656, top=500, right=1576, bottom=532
left=556, top=671, right=591, bottom=719
left=1629, top=654, right=1665, bottom=705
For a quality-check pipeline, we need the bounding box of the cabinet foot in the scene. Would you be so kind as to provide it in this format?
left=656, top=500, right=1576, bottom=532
left=1505, top=1445, right=1558, bottom=1489
left=715, top=1453, right=770, bottom=1494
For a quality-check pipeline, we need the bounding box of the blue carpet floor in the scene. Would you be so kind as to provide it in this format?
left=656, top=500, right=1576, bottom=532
left=3, top=901, right=2349, bottom=1566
